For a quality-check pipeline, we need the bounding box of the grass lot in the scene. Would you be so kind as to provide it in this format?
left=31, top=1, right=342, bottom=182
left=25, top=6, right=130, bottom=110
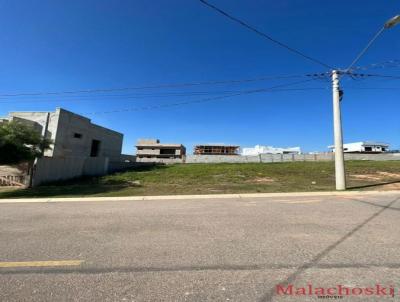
left=1, top=161, right=400, bottom=198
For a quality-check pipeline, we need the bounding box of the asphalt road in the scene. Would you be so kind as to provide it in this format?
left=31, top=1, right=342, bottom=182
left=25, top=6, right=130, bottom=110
left=1, top=193, right=400, bottom=301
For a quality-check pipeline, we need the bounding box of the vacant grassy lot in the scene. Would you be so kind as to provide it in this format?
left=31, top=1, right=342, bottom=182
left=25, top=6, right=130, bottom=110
left=1, top=161, right=400, bottom=198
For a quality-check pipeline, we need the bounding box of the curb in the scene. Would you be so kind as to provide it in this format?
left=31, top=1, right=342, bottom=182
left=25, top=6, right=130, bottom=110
left=0, top=190, right=399, bottom=204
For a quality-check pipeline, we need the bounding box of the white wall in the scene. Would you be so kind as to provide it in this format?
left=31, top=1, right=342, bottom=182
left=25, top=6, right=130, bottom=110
left=331, top=142, right=389, bottom=153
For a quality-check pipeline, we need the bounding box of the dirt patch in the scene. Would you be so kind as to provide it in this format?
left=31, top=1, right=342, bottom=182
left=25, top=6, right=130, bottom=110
left=350, top=171, right=400, bottom=191
left=371, top=182, right=400, bottom=191
left=350, top=174, right=382, bottom=181
left=207, top=189, right=225, bottom=193
left=350, top=171, right=400, bottom=181
left=249, top=177, right=275, bottom=183
left=377, top=172, right=400, bottom=178
left=212, top=174, right=225, bottom=179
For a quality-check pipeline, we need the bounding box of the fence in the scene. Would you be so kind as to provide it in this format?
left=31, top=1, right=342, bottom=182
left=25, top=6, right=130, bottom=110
left=0, top=175, right=27, bottom=187
left=130, top=153, right=400, bottom=164
left=182, top=153, right=400, bottom=164
left=1, top=155, right=146, bottom=188
left=32, top=156, right=109, bottom=186
left=0, top=163, right=31, bottom=187
left=108, top=154, right=138, bottom=172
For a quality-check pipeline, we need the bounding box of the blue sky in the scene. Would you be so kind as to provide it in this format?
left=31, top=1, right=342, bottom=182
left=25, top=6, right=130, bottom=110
left=0, top=0, right=399, bottom=154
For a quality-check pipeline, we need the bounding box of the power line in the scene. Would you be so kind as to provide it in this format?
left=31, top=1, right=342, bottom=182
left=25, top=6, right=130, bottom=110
left=336, top=72, right=400, bottom=80
left=83, top=78, right=317, bottom=115
left=0, top=74, right=308, bottom=98
left=5, top=85, right=317, bottom=99
left=346, top=87, right=400, bottom=90
left=2, top=72, right=389, bottom=104
left=199, top=0, right=333, bottom=69
left=362, top=73, right=400, bottom=79
left=0, top=86, right=327, bottom=105
left=0, top=90, right=261, bottom=102
left=0, top=90, right=249, bottom=104
left=350, top=59, right=400, bottom=71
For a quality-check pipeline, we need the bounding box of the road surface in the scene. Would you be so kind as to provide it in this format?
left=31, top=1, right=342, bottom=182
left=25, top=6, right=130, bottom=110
left=1, top=193, right=400, bottom=301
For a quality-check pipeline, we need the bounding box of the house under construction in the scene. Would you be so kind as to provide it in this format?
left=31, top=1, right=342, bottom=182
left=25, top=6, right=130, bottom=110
left=136, top=139, right=186, bottom=161
left=194, top=144, right=240, bottom=156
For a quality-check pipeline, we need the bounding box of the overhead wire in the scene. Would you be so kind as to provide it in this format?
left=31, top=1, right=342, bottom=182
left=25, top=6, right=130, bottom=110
left=362, top=73, right=400, bottom=79
left=0, top=74, right=308, bottom=98
left=82, top=78, right=319, bottom=115
left=199, top=0, right=333, bottom=69
left=350, top=59, right=400, bottom=71
left=346, top=87, right=400, bottom=90
left=0, top=86, right=327, bottom=104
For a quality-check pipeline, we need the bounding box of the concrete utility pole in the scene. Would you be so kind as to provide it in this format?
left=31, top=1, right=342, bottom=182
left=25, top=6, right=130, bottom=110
left=332, top=70, right=346, bottom=190
left=332, top=14, right=400, bottom=191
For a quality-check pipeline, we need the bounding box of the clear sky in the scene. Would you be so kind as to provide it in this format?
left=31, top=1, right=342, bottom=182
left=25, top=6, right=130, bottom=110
left=0, top=0, right=399, bottom=154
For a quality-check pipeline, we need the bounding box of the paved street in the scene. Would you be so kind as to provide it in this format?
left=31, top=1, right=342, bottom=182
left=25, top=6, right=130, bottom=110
left=1, top=193, right=400, bottom=301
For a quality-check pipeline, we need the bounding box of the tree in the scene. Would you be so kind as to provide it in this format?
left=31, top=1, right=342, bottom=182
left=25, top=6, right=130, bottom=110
left=0, top=121, right=52, bottom=165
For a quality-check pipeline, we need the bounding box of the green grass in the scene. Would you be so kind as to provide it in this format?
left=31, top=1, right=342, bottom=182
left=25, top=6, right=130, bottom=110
left=1, top=161, right=400, bottom=198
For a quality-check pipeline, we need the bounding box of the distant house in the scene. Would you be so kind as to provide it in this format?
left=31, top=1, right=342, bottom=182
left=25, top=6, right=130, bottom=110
left=1, top=108, right=123, bottom=161
left=242, top=145, right=301, bottom=156
left=329, top=141, right=389, bottom=153
left=194, top=144, right=240, bottom=155
left=136, top=139, right=186, bottom=162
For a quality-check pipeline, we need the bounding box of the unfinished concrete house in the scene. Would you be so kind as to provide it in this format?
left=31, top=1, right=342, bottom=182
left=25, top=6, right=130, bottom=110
left=1, top=108, right=125, bottom=186
left=4, top=108, right=123, bottom=160
left=194, top=144, right=240, bottom=155
left=136, top=139, right=186, bottom=162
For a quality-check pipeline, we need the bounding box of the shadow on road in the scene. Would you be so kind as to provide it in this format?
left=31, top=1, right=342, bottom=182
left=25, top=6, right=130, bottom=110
left=350, top=197, right=400, bottom=212
left=259, top=196, right=400, bottom=302
left=3, top=262, right=400, bottom=276
left=348, top=179, right=400, bottom=190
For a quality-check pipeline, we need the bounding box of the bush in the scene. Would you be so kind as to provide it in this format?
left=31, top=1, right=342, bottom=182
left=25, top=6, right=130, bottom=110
left=0, top=121, right=52, bottom=165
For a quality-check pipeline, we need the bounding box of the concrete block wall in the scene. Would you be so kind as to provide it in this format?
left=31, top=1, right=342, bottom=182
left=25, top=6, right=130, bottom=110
left=120, top=154, right=137, bottom=162
left=185, top=154, right=332, bottom=163
left=344, top=153, right=400, bottom=161
left=32, top=156, right=109, bottom=186
left=185, top=155, right=258, bottom=163
left=138, top=157, right=184, bottom=164
left=83, top=157, right=109, bottom=176
left=108, top=161, right=138, bottom=172
left=183, top=153, right=399, bottom=164
left=108, top=154, right=138, bottom=172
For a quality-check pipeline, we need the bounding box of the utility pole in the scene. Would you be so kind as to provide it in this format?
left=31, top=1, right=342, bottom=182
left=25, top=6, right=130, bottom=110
left=332, top=15, right=400, bottom=191
left=332, top=70, right=346, bottom=190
